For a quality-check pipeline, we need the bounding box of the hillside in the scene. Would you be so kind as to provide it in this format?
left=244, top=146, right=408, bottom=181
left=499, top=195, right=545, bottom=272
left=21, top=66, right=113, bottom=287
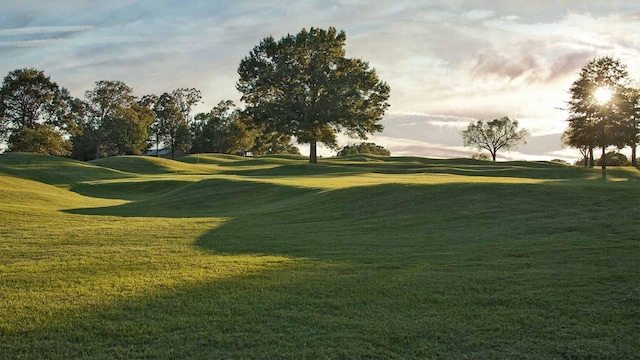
left=0, top=153, right=638, bottom=359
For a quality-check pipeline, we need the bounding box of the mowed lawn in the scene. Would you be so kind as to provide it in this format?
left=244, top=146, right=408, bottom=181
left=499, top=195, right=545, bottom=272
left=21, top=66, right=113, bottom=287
left=0, top=152, right=638, bottom=359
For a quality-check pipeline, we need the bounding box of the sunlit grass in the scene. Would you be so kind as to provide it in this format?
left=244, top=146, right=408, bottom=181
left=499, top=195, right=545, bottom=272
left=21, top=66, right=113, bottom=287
left=0, top=153, right=638, bottom=358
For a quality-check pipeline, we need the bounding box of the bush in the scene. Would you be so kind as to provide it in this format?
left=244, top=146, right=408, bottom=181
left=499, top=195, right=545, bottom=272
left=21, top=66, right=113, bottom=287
left=472, top=153, right=490, bottom=161
left=337, top=142, right=390, bottom=156
left=595, top=151, right=630, bottom=166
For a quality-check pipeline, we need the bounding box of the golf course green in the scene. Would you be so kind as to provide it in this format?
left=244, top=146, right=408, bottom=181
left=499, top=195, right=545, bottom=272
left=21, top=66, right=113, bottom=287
left=1, top=152, right=638, bottom=359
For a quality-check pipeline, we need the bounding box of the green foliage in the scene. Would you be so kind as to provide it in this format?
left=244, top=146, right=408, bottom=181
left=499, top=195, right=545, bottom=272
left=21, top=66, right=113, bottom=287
left=0, top=153, right=638, bottom=358
left=462, top=117, right=529, bottom=161
left=101, top=104, right=155, bottom=156
left=170, top=88, right=202, bottom=124
left=237, top=27, right=390, bottom=163
left=337, top=142, right=390, bottom=156
left=152, top=93, right=191, bottom=158
left=7, top=124, right=72, bottom=156
left=73, top=80, right=146, bottom=160
left=0, top=68, right=75, bottom=154
left=191, top=100, right=255, bottom=154
left=248, top=128, right=300, bottom=156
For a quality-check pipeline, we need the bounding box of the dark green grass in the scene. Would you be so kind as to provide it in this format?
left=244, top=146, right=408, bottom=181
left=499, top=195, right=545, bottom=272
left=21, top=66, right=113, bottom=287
left=1, top=153, right=638, bottom=359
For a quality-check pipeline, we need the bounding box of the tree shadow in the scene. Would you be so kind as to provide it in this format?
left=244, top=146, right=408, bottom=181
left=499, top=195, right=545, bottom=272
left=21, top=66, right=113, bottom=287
left=65, top=178, right=318, bottom=218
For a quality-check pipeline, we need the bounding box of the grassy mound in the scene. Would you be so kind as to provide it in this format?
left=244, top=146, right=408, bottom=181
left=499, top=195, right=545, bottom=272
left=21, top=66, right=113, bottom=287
left=1, top=153, right=638, bottom=359
left=0, top=152, right=127, bottom=186
left=91, top=155, right=212, bottom=175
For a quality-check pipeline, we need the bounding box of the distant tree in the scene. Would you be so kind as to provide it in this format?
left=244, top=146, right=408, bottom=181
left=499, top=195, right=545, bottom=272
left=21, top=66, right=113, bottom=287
left=337, top=142, right=390, bottom=156
left=0, top=68, right=76, bottom=155
left=154, top=93, right=190, bottom=158
left=171, top=88, right=202, bottom=126
left=472, top=152, right=490, bottom=161
left=191, top=100, right=255, bottom=154
left=562, top=129, right=595, bottom=167
left=237, top=27, right=390, bottom=163
left=461, top=117, right=529, bottom=161
left=101, top=104, right=154, bottom=156
left=565, top=56, right=634, bottom=174
left=550, top=159, right=570, bottom=165
left=77, top=80, right=138, bottom=159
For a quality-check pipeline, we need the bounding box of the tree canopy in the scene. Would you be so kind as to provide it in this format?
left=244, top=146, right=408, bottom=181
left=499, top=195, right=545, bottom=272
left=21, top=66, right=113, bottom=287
left=564, top=56, right=637, bottom=170
left=462, top=117, right=529, bottom=161
left=0, top=68, right=76, bottom=155
left=237, top=27, right=390, bottom=163
left=191, top=100, right=254, bottom=154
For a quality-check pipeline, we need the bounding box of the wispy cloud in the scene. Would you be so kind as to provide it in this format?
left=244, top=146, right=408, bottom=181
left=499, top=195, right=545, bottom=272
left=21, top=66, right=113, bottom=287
left=0, top=25, right=94, bottom=36
left=0, top=1, right=636, bottom=160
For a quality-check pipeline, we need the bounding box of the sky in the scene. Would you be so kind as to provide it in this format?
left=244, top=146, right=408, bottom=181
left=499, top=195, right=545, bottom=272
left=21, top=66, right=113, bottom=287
left=1, top=0, right=639, bottom=161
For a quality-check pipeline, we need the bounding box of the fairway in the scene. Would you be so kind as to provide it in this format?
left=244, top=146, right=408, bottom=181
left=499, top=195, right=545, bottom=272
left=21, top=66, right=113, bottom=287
left=1, top=152, right=639, bottom=359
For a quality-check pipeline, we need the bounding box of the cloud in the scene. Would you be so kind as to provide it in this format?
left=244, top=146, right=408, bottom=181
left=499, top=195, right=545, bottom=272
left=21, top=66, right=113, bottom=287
left=0, top=1, right=637, bottom=162
left=0, top=25, right=94, bottom=36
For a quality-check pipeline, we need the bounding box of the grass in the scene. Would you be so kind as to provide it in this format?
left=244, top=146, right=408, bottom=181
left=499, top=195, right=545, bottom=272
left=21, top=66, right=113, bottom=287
left=0, top=152, right=638, bottom=359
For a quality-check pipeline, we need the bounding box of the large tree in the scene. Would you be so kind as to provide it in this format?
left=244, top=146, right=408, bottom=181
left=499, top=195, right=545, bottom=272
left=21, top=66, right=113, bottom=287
left=237, top=27, right=390, bottom=163
left=462, top=117, right=529, bottom=161
left=0, top=68, right=76, bottom=155
left=565, top=56, right=635, bottom=172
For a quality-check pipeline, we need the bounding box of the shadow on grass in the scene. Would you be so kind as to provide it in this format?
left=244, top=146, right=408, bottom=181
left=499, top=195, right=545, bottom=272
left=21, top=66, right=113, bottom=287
left=13, top=178, right=640, bottom=358
left=219, top=163, right=365, bottom=176
left=3, top=219, right=638, bottom=359
left=194, top=180, right=640, bottom=262
left=66, top=178, right=318, bottom=218
left=70, top=179, right=193, bottom=201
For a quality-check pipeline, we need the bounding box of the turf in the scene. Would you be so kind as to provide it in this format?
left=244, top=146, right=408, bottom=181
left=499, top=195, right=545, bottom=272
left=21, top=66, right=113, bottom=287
left=0, top=152, right=638, bottom=359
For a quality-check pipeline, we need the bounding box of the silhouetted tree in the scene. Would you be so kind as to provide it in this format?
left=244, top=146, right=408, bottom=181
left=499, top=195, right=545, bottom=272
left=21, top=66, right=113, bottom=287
left=237, top=27, right=390, bottom=163
left=565, top=56, right=634, bottom=174
left=462, top=117, right=529, bottom=161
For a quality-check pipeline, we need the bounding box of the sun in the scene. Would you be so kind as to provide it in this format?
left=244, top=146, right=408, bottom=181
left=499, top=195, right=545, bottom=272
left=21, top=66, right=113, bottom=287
left=594, top=86, right=613, bottom=105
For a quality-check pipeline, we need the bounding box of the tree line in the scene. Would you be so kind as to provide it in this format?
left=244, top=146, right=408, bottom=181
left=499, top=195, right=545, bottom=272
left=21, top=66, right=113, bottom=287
left=0, top=27, right=391, bottom=163
left=0, top=70, right=299, bottom=161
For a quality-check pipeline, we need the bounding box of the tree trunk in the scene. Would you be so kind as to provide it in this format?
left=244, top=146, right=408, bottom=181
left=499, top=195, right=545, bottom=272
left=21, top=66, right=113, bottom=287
left=309, top=142, right=317, bottom=164
left=491, top=151, right=496, bottom=162
left=632, top=144, right=637, bottom=167
left=601, top=146, right=607, bottom=180
left=589, top=147, right=594, bottom=168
